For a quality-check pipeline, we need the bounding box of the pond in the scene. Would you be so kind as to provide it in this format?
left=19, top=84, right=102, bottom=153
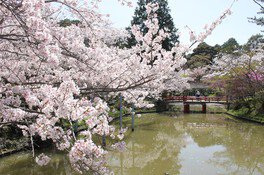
left=1, top=113, right=264, bottom=175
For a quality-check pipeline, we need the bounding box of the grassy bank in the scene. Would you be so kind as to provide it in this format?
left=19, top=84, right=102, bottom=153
left=227, top=109, right=264, bottom=124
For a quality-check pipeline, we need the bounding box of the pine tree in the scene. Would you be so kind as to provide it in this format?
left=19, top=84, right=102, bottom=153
left=185, top=42, right=219, bottom=69
left=126, top=0, right=179, bottom=51
left=221, top=38, right=241, bottom=54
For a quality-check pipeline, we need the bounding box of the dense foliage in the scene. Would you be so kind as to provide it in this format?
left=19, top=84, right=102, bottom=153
left=205, top=35, right=264, bottom=121
left=185, top=42, right=219, bottom=69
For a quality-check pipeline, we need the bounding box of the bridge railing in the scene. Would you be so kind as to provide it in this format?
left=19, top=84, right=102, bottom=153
left=164, top=96, right=228, bottom=102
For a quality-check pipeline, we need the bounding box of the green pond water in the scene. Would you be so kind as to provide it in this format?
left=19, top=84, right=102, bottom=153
left=1, top=113, right=264, bottom=175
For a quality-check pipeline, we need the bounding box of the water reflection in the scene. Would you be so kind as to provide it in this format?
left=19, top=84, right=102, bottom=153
left=1, top=114, right=264, bottom=175
left=0, top=150, right=80, bottom=175
left=108, top=114, right=264, bottom=175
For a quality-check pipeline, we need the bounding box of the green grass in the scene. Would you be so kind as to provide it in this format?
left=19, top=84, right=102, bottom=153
left=227, top=109, right=264, bottom=124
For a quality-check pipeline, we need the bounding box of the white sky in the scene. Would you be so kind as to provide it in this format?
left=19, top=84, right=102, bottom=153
left=98, top=0, right=263, bottom=46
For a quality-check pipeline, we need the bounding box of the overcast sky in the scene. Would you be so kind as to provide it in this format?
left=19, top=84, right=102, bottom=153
left=98, top=0, right=263, bottom=46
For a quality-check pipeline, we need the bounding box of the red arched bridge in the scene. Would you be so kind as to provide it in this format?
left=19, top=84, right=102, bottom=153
left=164, top=96, right=230, bottom=113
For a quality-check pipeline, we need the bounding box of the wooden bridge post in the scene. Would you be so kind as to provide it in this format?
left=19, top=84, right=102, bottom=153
left=102, top=134, right=106, bottom=147
left=226, top=96, right=230, bottom=110
left=202, top=103, right=206, bottom=113
left=131, top=104, right=135, bottom=132
left=184, top=103, right=190, bottom=113
left=119, top=95, right=123, bottom=129
left=183, top=95, right=187, bottom=102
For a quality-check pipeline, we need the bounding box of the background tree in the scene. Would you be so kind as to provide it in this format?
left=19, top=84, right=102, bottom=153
left=185, top=42, right=219, bottom=69
left=59, top=19, right=80, bottom=27
left=205, top=47, right=264, bottom=120
left=220, top=38, right=241, bottom=54
left=126, top=0, right=179, bottom=50
left=243, top=34, right=264, bottom=51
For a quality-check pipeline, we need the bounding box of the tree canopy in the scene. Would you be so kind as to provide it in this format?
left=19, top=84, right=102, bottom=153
left=220, top=38, right=241, bottom=54
left=58, top=19, right=80, bottom=27
left=185, top=42, right=219, bottom=69
left=243, top=34, right=264, bottom=51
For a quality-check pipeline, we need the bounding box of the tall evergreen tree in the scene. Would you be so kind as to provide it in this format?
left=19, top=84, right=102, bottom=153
left=126, top=0, right=179, bottom=51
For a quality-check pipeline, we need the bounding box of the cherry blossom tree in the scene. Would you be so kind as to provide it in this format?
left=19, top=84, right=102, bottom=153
left=0, top=0, right=237, bottom=174
left=205, top=44, right=264, bottom=115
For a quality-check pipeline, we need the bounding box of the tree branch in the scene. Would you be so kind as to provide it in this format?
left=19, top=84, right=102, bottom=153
left=253, top=0, right=264, bottom=10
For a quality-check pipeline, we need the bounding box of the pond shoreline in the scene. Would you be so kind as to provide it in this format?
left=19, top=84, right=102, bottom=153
left=226, top=111, right=264, bottom=125
left=0, top=148, right=28, bottom=158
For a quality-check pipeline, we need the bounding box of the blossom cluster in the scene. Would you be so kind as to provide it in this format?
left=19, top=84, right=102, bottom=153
left=36, top=153, right=51, bottom=166
left=188, top=0, right=236, bottom=44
